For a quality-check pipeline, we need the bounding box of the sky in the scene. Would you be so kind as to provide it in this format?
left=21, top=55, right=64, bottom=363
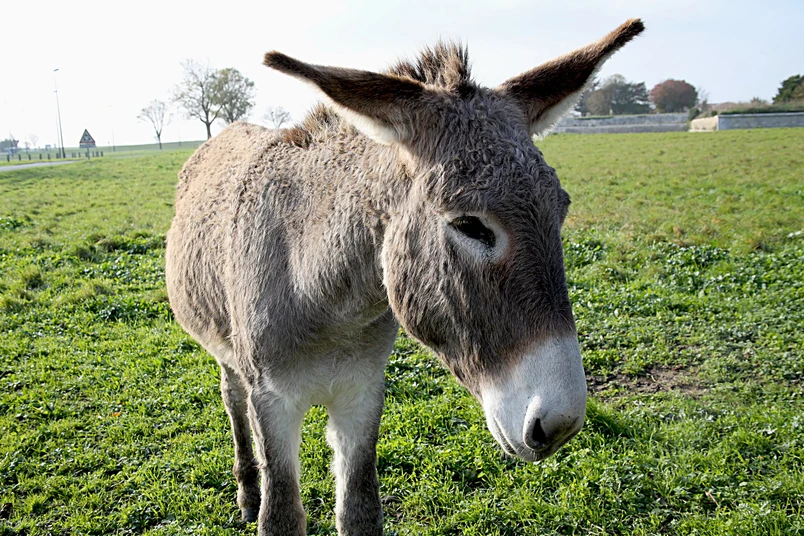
left=2, top=0, right=802, bottom=148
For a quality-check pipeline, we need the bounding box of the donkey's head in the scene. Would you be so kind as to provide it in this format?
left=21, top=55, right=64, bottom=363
left=265, top=20, right=644, bottom=461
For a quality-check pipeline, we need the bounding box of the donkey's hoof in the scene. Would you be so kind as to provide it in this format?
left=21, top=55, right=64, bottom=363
left=241, top=506, right=259, bottom=523
left=238, top=486, right=260, bottom=523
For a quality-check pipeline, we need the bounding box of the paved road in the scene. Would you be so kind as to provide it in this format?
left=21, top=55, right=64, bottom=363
left=0, top=160, right=80, bottom=173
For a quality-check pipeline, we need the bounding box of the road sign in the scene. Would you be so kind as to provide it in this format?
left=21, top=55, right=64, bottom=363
left=79, top=129, right=96, bottom=148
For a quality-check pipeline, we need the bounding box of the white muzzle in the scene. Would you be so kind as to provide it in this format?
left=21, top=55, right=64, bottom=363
left=480, top=335, right=586, bottom=462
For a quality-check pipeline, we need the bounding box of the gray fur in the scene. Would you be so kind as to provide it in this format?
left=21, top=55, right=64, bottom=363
left=166, top=19, right=643, bottom=535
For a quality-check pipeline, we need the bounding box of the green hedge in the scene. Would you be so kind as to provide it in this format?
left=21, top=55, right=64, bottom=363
left=720, top=102, right=804, bottom=115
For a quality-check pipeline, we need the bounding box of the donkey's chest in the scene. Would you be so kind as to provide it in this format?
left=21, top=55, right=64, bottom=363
left=259, top=313, right=398, bottom=407
left=280, top=351, right=385, bottom=407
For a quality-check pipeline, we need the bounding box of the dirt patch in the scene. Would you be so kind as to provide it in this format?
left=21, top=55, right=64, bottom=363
left=587, top=366, right=706, bottom=398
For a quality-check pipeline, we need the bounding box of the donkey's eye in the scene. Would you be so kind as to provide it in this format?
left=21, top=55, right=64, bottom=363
left=450, top=216, right=496, bottom=248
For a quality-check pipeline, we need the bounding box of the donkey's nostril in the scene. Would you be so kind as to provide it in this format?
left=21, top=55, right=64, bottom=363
left=526, top=418, right=548, bottom=450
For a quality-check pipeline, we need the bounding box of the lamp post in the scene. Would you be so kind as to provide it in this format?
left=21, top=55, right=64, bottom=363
left=53, top=68, right=65, bottom=158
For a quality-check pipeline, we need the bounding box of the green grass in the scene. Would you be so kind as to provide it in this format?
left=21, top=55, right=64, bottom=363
left=0, top=129, right=802, bottom=535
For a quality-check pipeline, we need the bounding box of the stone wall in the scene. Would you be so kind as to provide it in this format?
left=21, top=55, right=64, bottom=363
left=690, top=112, right=804, bottom=131
left=554, top=113, right=688, bottom=134
left=718, top=112, right=804, bottom=130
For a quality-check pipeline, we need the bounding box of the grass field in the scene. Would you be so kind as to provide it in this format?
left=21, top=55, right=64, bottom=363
left=0, top=129, right=802, bottom=535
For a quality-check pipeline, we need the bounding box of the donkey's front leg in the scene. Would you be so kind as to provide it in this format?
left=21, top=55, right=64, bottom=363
left=327, top=381, right=386, bottom=536
left=248, top=384, right=307, bottom=536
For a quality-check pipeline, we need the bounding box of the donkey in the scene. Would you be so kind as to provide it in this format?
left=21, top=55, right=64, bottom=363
left=165, top=19, right=643, bottom=536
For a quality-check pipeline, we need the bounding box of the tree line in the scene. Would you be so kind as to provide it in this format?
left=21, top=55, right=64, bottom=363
left=576, top=73, right=804, bottom=118
left=137, top=67, right=804, bottom=147
left=575, top=75, right=700, bottom=116
left=138, top=60, right=292, bottom=149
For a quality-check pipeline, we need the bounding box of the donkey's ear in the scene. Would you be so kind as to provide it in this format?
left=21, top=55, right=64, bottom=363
left=498, top=19, right=645, bottom=137
left=264, top=52, right=425, bottom=145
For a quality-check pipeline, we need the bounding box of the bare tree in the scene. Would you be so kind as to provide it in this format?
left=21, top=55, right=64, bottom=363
left=697, top=87, right=710, bottom=111
left=138, top=100, right=171, bottom=149
left=173, top=60, right=221, bottom=139
left=215, top=68, right=256, bottom=124
left=27, top=134, right=39, bottom=150
left=264, top=106, right=292, bottom=128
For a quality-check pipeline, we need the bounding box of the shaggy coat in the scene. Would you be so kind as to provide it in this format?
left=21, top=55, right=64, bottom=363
left=166, top=19, right=644, bottom=536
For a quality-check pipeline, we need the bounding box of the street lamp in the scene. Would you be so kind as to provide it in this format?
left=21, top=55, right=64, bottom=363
left=53, top=68, right=65, bottom=158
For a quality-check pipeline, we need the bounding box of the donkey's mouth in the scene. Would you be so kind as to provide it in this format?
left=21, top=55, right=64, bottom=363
left=490, top=416, right=520, bottom=458
left=524, top=424, right=584, bottom=462
left=490, top=415, right=569, bottom=462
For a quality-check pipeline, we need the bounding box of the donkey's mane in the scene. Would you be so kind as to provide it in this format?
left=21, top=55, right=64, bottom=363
left=387, top=41, right=473, bottom=90
left=282, top=41, right=473, bottom=147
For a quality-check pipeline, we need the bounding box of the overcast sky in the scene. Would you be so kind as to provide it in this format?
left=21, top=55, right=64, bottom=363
left=2, top=0, right=802, bottom=148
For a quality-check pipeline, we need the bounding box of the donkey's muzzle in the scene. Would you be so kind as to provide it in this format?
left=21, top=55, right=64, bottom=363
left=522, top=405, right=584, bottom=460
left=480, top=335, right=587, bottom=462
